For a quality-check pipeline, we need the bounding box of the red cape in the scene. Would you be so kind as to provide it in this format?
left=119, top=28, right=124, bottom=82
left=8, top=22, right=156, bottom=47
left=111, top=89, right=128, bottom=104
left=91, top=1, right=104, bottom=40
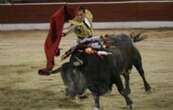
left=39, top=6, right=79, bottom=75
left=45, top=7, right=64, bottom=70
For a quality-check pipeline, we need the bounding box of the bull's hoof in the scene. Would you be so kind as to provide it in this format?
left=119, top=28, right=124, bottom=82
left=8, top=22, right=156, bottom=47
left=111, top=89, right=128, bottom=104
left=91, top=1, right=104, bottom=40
left=146, top=89, right=152, bottom=94
left=93, top=107, right=101, bottom=110
left=127, top=104, right=133, bottom=110
left=145, top=84, right=152, bottom=93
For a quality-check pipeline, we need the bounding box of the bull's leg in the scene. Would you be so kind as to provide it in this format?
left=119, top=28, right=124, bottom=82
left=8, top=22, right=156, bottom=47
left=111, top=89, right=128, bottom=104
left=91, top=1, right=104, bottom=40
left=93, top=94, right=101, bottom=110
left=134, top=60, right=151, bottom=92
left=114, top=74, right=133, bottom=110
left=123, top=71, right=131, bottom=94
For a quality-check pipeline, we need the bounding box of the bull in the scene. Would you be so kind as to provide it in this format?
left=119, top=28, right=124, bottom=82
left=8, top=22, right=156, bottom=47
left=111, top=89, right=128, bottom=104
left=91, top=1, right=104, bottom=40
left=52, top=33, right=151, bottom=110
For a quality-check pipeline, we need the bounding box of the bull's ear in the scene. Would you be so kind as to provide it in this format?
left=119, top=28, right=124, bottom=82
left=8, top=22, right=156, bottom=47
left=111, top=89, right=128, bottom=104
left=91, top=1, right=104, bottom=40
left=51, top=67, right=62, bottom=74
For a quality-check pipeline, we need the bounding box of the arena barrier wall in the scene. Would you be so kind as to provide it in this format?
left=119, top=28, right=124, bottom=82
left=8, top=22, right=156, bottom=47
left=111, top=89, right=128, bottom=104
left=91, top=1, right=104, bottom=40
left=0, top=1, right=173, bottom=29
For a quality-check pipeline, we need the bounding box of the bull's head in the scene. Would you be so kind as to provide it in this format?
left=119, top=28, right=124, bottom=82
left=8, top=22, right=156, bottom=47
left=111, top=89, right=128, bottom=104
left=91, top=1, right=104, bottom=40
left=52, top=62, right=87, bottom=97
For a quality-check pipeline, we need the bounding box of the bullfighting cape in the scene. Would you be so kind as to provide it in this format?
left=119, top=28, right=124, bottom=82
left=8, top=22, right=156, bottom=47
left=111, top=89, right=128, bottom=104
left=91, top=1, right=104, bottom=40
left=39, top=6, right=79, bottom=75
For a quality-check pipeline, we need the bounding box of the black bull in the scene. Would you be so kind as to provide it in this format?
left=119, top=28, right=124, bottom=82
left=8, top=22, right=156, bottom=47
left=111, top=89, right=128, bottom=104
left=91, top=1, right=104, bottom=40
left=52, top=33, right=151, bottom=109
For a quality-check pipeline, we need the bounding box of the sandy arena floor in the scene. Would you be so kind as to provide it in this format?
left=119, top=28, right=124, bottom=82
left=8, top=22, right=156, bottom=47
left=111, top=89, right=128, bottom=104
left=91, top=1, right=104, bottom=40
left=0, top=29, right=173, bottom=110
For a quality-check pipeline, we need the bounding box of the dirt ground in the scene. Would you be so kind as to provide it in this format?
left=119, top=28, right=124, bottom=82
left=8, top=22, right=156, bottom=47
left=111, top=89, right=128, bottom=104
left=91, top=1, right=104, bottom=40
left=0, top=29, right=173, bottom=110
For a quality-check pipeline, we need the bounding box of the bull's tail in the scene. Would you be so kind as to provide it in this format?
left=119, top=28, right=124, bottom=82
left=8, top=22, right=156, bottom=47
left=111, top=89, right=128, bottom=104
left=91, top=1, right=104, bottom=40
left=130, top=32, right=147, bottom=43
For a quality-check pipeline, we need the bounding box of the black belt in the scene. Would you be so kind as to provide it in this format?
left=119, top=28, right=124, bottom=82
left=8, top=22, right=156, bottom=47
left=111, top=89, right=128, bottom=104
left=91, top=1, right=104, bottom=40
left=78, top=36, right=92, bottom=40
